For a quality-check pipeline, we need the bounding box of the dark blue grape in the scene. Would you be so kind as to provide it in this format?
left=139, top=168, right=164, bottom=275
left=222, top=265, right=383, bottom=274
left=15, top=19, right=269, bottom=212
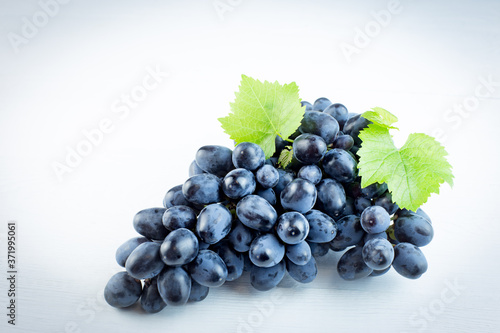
left=275, top=169, right=295, bottom=195
left=316, top=178, right=346, bottom=218
left=362, top=238, right=394, bottom=270
left=187, top=250, right=228, bottom=287
left=280, top=178, right=317, bottom=213
left=299, top=111, right=339, bottom=144
left=160, top=228, right=198, bottom=266
left=116, top=237, right=149, bottom=267
left=182, top=173, right=221, bottom=205
left=332, top=134, right=354, bottom=151
left=322, top=148, right=358, bottom=183
left=189, top=160, right=205, bottom=177
left=227, top=220, right=257, bottom=252
left=250, top=260, right=286, bottom=291
left=163, top=185, right=191, bottom=208
left=312, top=97, right=331, bottom=111
left=301, top=100, right=313, bottom=111
left=374, top=191, right=399, bottom=215
left=339, top=197, right=356, bottom=218
left=188, top=280, right=209, bottom=302
left=369, top=266, right=391, bottom=277
left=232, top=142, right=265, bottom=171
left=162, top=205, right=197, bottom=231
left=293, top=133, right=327, bottom=164
left=361, top=182, right=388, bottom=199
left=256, top=164, right=279, bottom=189
left=337, top=246, right=373, bottom=281
left=343, top=114, right=371, bottom=145
left=286, top=257, right=318, bottom=283
left=297, top=165, right=322, bottom=185
left=275, top=136, right=288, bottom=154
left=276, top=211, right=310, bottom=244
left=125, top=242, right=165, bottom=280
left=308, top=241, right=330, bottom=257
left=364, top=231, right=388, bottom=243
left=249, top=234, right=285, bottom=268
left=157, top=267, right=191, bottom=306
left=212, top=241, right=244, bottom=282
left=344, top=180, right=363, bottom=199
left=236, top=195, right=278, bottom=232
left=360, top=206, right=391, bottom=234
left=256, top=188, right=277, bottom=205
left=329, top=215, right=365, bottom=251
left=286, top=241, right=312, bottom=265
left=394, top=214, right=434, bottom=247
left=303, top=209, right=337, bottom=243
left=392, top=243, right=428, bottom=279
left=395, top=208, right=432, bottom=224
left=133, top=208, right=168, bottom=241
left=104, top=272, right=142, bottom=308
left=355, top=197, right=372, bottom=215
left=195, top=145, right=233, bottom=177
left=196, top=204, right=232, bottom=244
left=324, top=103, right=349, bottom=128
left=222, top=168, right=256, bottom=199
left=141, top=278, right=167, bottom=313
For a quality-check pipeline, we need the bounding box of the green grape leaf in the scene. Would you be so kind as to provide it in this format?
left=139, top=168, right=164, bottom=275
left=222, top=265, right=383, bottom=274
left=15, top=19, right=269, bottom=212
left=362, top=107, right=399, bottom=129
left=278, top=146, right=294, bottom=168
left=218, top=75, right=305, bottom=158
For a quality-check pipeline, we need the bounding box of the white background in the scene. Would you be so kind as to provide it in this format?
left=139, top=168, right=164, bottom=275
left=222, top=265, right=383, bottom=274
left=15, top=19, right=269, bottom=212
left=1, top=0, right=499, bottom=332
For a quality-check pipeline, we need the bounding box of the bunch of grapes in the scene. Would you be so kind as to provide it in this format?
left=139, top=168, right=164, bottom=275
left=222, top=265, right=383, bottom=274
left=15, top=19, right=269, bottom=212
left=104, top=98, right=434, bottom=313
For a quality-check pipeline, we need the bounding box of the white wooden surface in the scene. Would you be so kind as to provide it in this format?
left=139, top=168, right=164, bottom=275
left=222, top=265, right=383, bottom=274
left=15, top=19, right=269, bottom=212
left=1, top=0, right=499, bottom=332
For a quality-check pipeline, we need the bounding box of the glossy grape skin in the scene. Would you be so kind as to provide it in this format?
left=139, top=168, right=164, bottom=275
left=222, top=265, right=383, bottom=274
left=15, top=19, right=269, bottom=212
left=286, top=257, right=318, bottom=283
left=355, top=197, right=372, bottom=215
left=332, top=134, right=354, bottom=151
left=182, top=174, right=221, bottom=205
left=394, top=214, right=434, bottom=247
left=249, top=234, right=285, bottom=268
left=329, top=215, right=365, bottom=251
left=157, top=267, right=191, bottom=306
left=395, top=208, right=432, bottom=224
left=308, top=241, right=330, bottom=257
left=364, top=231, right=388, bottom=243
left=250, top=260, right=286, bottom=291
left=299, top=111, right=339, bottom=144
left=256, top=188, right=277, bottom=205
left=104, top=272, right=142, bottom=308
left=312, top=97, right=331, bottom=111
left=212, top=241, right=244, bottom=282
left=297, top=165, right=322, bottom=185
left=374, top=191, right=399, bottom=215
left=188, top=280, right=209, bottom=302
left=324, top=103, right=349, bottom=129
left=280, top=179, right=317, bottom=214
left=361, top=182, right=388, bottom=199
left=369, top=266, right=391, bottom=277
left=222, top=168, right=256, bottom=199
left=315, top=178, right=347, bottom=218
left=160, top=228, right=199, bottom=266
left=361, top=206, right=391, bottom=234
left=125, top=242, right=165, bottom=280
left=322, top=148, right=358, bottom=184
left=276, top=212, right=310, bottom=244
left=392, top=243, right=428, bottom=279
left=236, top=195, right=278, bottom=232
left=162, top=205, right=197, bottom=231
left=133, top=208, right=169, bottom=241
left=337, top=246, right=373, bottom=281
left=343, top=114, right=371, bottom=145
left=195, top=145, right=233, bottom=177
left=232, top=142, right=265, bottom=171
left=228, top=220, right=256, bottom=252
left=303, top=209, right=337, bottom=243
left=362, top=238, right=394, bottom=270
left=256, top=164, right=279, bottom=189
left=116, top=237, right=149, bottom=267
left=163, top=185, right=191, bottom=208
left=301, top=101, right=313, bottom=111
left=141, top=278, right=167, bottom=313
left=339, top=197, right=356, bottom=218
left=275, top=135, right=288, bottom=154
left=196, top=204, right=232, bottom=244
left=187, top=250, right=228, bottom=287
left=293, top=133, right=327, bottom=164
left=286, top=241, right=312, bottom=266
left=275, top=169, right=295, bottom=196
left=189, top=160, right=205, bottom=177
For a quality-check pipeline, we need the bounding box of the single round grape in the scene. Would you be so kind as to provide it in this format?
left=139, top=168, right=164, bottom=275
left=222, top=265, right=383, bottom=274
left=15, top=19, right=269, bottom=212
left=212, top=241, right=244, bottom=282
left=297, top=165, right=322, bottom=185
left=324, top=103, right=349, bottom=128
left=256, top=188, right=277, bottom=205
left=299, top=111, right=339, bottom=144
left=276, top=211, right=310, bottom=244
left=286, top=241, right=312, bottom=266
left=392, top=243, right=428, bottom=279
left=250, top=260, right=286, bottom=291
left=163, top=185, right=191, bottom=208
left=312, top=97, right=331, bottom=111
left=196, top=204, right=232, bottom=244
left=322, top=148, right=358, bottom=184
left=227, top=219, right=257, bottom=252
left=222, top=168, right=256, bottom=199
left=303, top=209, right=337, bottom=243
left=275, top=169, right=295, bottom=196
left=394, top=214, right=434, bottom=247
left=162, top=205, right=197, bottom=231
left=337, top=246, right=373, bottom=281
left=286, top=257, right=318, bottom=283
left=255, top=164, right=279, bottom=188
left=195, top=145, right=233, bottom=177
left=308, top=241, right=330, bottom=258
left=104, top=272, right=142, bottom=308
left=189, top=160, right=205, bottom=177
left=236, top=195, right=278, bottom=232
left=362, top=238, right=394, bottom=270
left=133, top=208, right=168, bottom=241
left=160, top=228, right=199, bottom=266
left=232, top=142, right=265, bottom=171
left=315, top=178, right=346, bottom=218
left=125, top=242, right=165, bottom=280
left=360, top=206, right=391, bottom=234
left=355, top=197, right=372, bottom=215
left=249, top=234, right=285, bottom=268
left=329, top=215, right=365, bottom=251
left=361, top=182, right=388, bottom=199
left=332, top=134, right=354, bottom=151
left=140, top=278, right=167, bottom=313
left=280, top=178, right=317, bottom=213
left=293, top=133, right=327, bottom=164
left=187, top=250, right=228, bottom=287
left=182, top=174, right=221, bottom=205
left=374, top=191, right=399, bottom=215
left=157, top=267, right=191, bottom=306
left=188, top=279, right=209, bottom=302
left=301, top=100, right=313, bottom=111
left=115, top=237, right=149, bottom=267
